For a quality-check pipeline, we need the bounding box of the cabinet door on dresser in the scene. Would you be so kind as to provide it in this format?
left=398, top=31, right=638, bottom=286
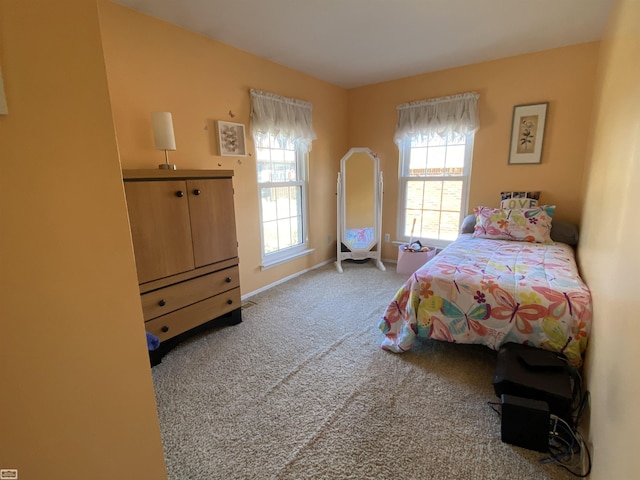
left=188, top=178, right=238, bottom=267
left=124, top=180, right=195, bottom=283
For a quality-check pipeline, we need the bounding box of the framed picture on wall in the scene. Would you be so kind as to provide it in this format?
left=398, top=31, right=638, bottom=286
left=508, top=103, right=548, bottom=164
left=216, top=121, right=247, bottom=156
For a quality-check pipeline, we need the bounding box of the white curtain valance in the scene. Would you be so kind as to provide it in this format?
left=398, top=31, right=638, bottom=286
left=394, top=92, right=479, bottom=145
left=250, top=89, right=317, bottom=151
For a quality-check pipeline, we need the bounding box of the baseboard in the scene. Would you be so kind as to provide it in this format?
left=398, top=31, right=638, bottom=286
left=242, top=255, right=402, bottom=302
left=241, top=259, right=334, bottom=301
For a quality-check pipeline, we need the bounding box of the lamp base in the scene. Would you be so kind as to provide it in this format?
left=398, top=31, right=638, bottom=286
left=158, top=164, right=177, bottom=170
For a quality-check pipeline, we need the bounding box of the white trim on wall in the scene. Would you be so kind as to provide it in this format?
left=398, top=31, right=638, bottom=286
left=241, top=258, right=332, bottom=301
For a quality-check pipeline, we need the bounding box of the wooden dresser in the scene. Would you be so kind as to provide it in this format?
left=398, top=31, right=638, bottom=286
left=123, top=169, right=241, bottom=362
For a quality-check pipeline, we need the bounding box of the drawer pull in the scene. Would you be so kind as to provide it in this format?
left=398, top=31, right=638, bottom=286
left=158, top=299, right=166, bottom=307
left=161, top=326, right=169, bottom=333
left=193, top=189, right=201, bottom=196
left=225, top=277, right=232, bottom=283
left=176, top=190, right=184, bottom=198
left=227, top=299, right=233, bottom=305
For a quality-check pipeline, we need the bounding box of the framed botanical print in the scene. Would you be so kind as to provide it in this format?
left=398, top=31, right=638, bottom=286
left=508, top=103, right=548, bottom=164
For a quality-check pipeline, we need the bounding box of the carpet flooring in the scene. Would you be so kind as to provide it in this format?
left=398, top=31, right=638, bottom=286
left=151, top=261, right=577, bottom=479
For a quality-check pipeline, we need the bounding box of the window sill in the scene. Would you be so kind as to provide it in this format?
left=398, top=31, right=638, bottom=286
left=260, top=248, right=315, bottom=270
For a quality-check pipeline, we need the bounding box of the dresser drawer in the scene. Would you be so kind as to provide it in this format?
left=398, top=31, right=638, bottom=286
left=141, top=266, right=240, bottom=321
left=145, top=287, right=241, bottom=342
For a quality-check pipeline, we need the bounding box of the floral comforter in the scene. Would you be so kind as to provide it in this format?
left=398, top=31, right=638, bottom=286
left=379, top=235, right=592, bottom=366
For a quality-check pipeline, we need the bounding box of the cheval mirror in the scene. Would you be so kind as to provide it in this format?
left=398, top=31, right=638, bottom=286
left=335, top=148, right=385, bottom=273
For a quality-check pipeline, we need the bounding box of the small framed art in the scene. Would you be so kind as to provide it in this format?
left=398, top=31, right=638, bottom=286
left=508, top=103, right=548, bottom=165
left=216, top=120, right=247, bottom=156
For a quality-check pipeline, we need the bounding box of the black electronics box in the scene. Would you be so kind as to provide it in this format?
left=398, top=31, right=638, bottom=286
left=493, top=342, right=573, bottom=424
left=501, top=394, right=550, bottom=452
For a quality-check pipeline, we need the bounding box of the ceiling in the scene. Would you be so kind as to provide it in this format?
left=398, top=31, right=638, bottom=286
left=113, top=0, right=614, bottom=89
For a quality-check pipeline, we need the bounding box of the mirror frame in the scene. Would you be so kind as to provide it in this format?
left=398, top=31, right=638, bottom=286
left=335, top=147, right=385, bottom=273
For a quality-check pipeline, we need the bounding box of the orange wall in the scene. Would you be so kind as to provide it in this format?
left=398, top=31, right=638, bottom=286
left=348, top=43, right=600, bottom=260
left=579, top=0, right=640, bottom=477
left=0, top=1, right=166, bottom=479
left=98, top=1, right=348, bottom=294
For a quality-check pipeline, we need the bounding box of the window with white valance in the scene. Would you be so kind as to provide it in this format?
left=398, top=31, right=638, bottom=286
left=250, top=89, right=317, bottom=152
left=394, top=92, right=479, bottom=143
left=250, top=89, right=316, bottom=267
left=395, top=92, right=479, bottom=247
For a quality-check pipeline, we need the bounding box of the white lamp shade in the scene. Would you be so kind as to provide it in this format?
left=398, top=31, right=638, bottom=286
left=151, top=112, right=176, bottom=151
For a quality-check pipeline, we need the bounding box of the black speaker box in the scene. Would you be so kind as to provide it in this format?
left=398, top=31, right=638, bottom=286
left=501, top=394, right=550, bottom=452
left=493, top=342, right=573, bottom=424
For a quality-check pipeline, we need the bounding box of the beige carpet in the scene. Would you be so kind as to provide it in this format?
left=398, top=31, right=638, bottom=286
left=151, top=262, right=576, bottom=480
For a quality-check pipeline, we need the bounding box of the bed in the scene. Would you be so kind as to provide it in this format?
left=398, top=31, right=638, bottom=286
left=379, top=206, right=592, bottom=367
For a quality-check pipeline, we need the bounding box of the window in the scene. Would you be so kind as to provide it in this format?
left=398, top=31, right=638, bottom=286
left=249, top=88, right=317, bottom=268
left=394, top=92, right=479, bottom=248
left=249, top=89, right=317, bottom=268
left=398, top=133, right=473, bottom=247
left=255, top=132, right=308, bottom=264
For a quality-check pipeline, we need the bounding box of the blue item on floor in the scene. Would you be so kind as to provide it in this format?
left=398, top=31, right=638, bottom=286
left=146, top=332, right=160, bottom=351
